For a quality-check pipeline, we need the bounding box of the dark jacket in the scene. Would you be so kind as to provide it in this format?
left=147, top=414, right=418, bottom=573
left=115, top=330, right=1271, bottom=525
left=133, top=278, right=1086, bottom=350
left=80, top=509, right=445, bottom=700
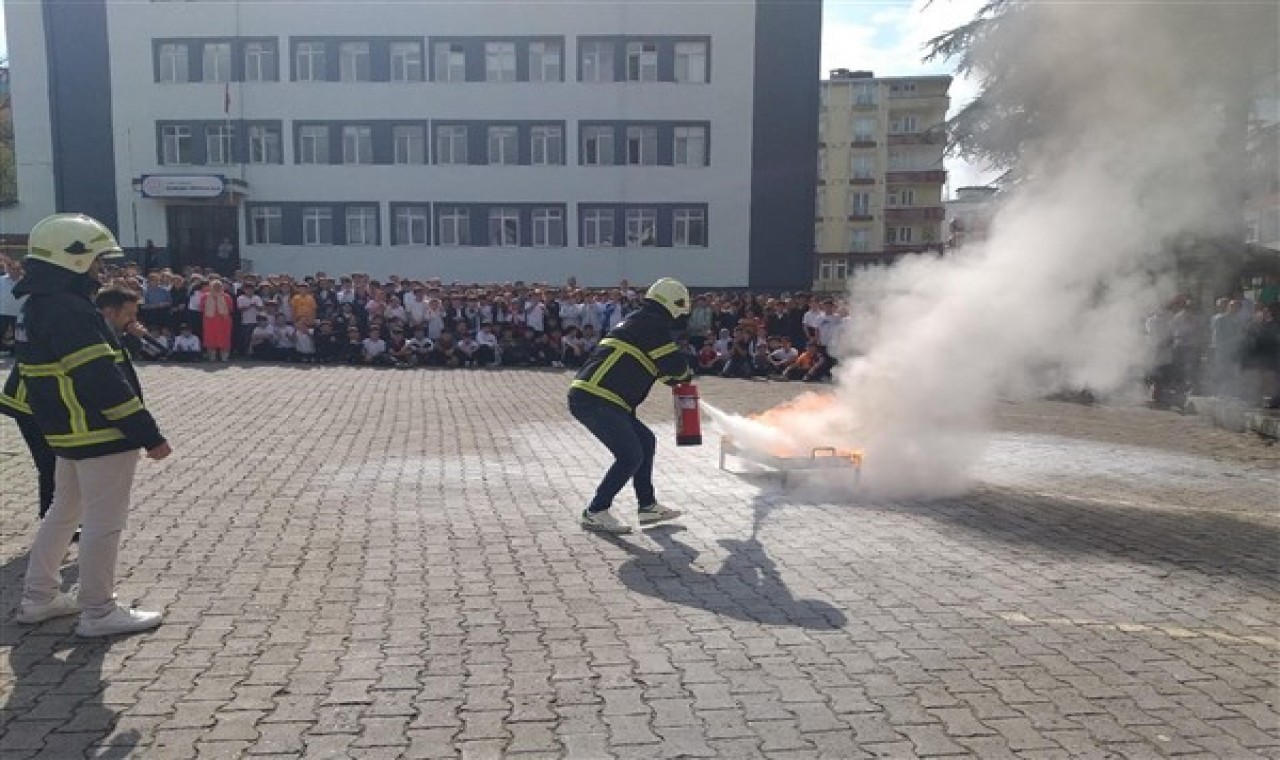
left=1, top=262, right=165, bottom=459
left=570, top=301, right=692, bottom=412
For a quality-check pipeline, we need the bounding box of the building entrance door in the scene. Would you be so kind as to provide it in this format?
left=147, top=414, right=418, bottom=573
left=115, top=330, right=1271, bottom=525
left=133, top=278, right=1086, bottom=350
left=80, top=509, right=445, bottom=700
left=166, top=205, right=239, bottom=275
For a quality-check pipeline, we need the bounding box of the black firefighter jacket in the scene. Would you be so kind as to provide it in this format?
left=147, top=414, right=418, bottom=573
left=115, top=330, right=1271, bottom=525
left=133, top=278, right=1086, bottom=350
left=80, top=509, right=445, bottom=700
left=0, top=263, right=165, bottom=459
left=570, top=301, right=693, bottom=413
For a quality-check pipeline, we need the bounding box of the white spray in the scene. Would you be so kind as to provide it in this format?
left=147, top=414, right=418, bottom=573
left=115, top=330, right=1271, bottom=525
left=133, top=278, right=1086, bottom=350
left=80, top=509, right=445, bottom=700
left=712, top=3, right=1278, bottom=497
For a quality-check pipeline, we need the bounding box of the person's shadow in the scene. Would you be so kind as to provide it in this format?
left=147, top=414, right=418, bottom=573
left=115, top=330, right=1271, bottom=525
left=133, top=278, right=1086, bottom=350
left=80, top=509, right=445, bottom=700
left=598, top=503, right=848, bottom=631
left=0, top=553, right=140, bottom=759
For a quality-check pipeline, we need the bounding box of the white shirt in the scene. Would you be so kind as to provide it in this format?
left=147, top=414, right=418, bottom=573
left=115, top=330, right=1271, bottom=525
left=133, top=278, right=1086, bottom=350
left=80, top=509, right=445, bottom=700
left=362, top=338, right=387, bottom=358
left=187, top=291, right=203, bottom=311
left=1, top=274, right=21, bottom=317
left=237, top=294, right=264, bottom=324
left=173, top=333, right=202, bottom=352
left=558, top=301, right=583, bottom=330
left=525, top=302, right=546, bottom=332
left=405, top=294, right=427, bottom=325
left=770, top=346, right=799, bottom=364
left=457, top=337, right=478, bottom=355
left=295, top=327, right=315, bottom=354
left=477, top=330, right=498, bottom=348
left=815, top=313, right=844, bottom=348
left=273, top=324, right=297, bottom=349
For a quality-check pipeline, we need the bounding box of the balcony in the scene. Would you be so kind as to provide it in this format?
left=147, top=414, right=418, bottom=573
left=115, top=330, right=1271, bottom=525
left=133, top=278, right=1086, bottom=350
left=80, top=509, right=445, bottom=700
left=884, top=206, right=945, bottom=222
left=884, top=242, right=944, bottom=255
left=885, top=170, right=947, bottom=184
left=850, top=139, right=877, bottom=148
left=887, top=132, right=945, bottom=146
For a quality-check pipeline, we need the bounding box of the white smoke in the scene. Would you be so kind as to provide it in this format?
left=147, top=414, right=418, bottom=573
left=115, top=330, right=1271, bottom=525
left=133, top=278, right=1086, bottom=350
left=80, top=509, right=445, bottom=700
left=713, top=3, right=1278, bottom=497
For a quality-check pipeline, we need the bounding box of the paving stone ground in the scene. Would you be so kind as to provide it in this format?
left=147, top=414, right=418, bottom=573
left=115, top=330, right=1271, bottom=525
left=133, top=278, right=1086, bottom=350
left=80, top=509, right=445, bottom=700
left=1, top=362, right=1277, bottom=759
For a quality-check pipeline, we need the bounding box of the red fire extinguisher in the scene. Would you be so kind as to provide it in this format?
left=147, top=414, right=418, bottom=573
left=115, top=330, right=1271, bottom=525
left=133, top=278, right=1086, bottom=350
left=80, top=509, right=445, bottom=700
left=673, top=382, right=703, bottom=446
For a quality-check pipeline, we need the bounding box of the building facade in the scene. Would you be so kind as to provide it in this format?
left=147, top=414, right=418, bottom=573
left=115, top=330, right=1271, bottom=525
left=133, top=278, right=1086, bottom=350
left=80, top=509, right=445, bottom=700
left=813, top=69, right=950, bottom=291
left=0, top=0, right=821, bottom=288
left=945, top=185, right=998, bottom=250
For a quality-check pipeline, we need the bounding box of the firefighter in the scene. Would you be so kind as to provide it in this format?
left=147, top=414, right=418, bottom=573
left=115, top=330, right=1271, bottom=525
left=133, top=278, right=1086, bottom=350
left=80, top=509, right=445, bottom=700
left=8, top=213, right=172, bottom=637
left=569, top=278, right=693, bottom=533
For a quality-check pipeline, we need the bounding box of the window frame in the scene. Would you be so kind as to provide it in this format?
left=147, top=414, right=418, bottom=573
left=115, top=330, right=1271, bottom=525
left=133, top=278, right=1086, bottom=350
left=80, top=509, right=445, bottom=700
left=673, top=125, right=707, bottom=168
left=202, top=42, right=233, bottom=84
left=393, top=205, right=430, bottom=246
left=298, top=124, right=331, bottom=165
left=393, top=124, right=426, bottom=165
left=161, top=124, right=193, bottom=165
left=390, top=41, right=424, bottom=82
left=581, top=41, right=615, bottom=83
left=673, top=207, right=707, bottom=247
left=249, top=205, right=283, bottom=245
left=674, top=41, right=708, bottom=84
left=485, top=41, right=518, bottom=83
left=205, top=123, right=236, bottom=166
left=434, top=42, right=467, bottom=82
left=345, top=205, right=379, bottom=246
left=437, top=206, right=471, bottom=246
left=528, top=41, right=562, bottom=83
left=487, top=125, right=519, bottom=166
left=488, top=207, right=521, bottom=247
left=341, top=124, right=374, bottom=165
left=248, top=124, right=281, bottom=165
left=435, top=125, right=469, bottom=165
left=582, top=208, right=615, bottom=247
left=625, top=41, right=658, bottom=82
left=302, top=206, right=334, bottom=245
left=531, top=207, right=565, bottom=247
left=530, top=125, right=564, bottom=166
left=582, top=125, right=615, bottom=166
left=339, top=41, right=372, bottom=82
left=624, top=208, right=658, bottom=247
left=158, top=43, right=190, bottom=83
left=295, top=41, right=328, bottom=82
left=244, top=41, right=277, bottom=82
left=626, top=125, right=658, bottom=166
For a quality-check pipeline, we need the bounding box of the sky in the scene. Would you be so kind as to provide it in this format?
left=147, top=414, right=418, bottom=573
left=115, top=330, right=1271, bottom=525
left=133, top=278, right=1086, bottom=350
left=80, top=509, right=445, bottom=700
left=0, top=1, right=994, bottom=189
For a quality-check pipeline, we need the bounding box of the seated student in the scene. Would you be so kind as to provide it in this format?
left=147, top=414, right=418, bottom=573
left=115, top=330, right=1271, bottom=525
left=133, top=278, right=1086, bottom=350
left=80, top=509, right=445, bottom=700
left=170, top=324, right=203, bottom=362
left=547, top=331, right=565, bottom=368
left=781, top=342, right=835, bottom=382
left=499, top=328, right=529, bottom=367
left=456, top=331, right=479, bottom=367
left=528, top=331, right=554, bottom=366
left=428, top=332, right=462, bottom=368
left=474, top=323, right=499, bottom=367
left=802, top=344, right=837, bottom=382
left=249, top=315, right=276, bottom=360
left=580, top=324, right=600, bottom=354
left=752, top=340, right=773, bottom=377
left=561, top=327, right=586, bottom=368
left=720, top=329, right=754, bottom=379
left=272, top=315, right=297, bottom=363
left=696, top=341, right=721, bottom=375
left=315, top=321, right=342, bottom=364
left=407, top=325, right=434, bottom=367
left=769, top=336, right=799, bottom=375
left=362, top=328, right=391, bottom=366
left=295, top=318, right=317, bottom=363
left=387, top=328, right=413, bottom=368
left=344, top=326, right=365, bottom=365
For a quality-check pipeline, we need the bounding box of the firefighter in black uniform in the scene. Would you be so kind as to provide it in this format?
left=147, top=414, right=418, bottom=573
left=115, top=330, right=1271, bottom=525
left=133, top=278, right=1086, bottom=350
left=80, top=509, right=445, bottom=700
left=569, top=278, right=693, bottom=534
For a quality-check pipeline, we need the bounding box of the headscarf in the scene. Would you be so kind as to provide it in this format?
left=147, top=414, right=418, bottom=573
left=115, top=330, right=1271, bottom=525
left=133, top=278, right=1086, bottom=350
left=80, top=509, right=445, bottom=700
left=203, top=281, right=230, bottom=318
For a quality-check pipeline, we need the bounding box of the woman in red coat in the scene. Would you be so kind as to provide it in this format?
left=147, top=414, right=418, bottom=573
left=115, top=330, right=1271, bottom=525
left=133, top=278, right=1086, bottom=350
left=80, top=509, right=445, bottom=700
left=200, top=279, right=234, bottom=361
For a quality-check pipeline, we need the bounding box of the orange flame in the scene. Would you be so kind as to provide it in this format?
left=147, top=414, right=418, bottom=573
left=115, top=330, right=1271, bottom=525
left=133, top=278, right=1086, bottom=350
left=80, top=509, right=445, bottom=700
left=739, top=393, right=864, bottom=463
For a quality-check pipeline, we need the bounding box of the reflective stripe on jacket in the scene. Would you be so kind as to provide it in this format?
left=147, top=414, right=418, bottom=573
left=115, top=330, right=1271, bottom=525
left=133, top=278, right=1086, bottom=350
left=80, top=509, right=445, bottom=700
left=570, top=302, right=692, bottom=412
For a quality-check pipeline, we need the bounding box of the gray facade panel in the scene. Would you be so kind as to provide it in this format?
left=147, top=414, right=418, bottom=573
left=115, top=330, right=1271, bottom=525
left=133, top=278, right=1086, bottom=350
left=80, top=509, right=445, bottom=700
left=748, top=1, right=821, bottom=289
left=44, top=0, right=118, bottom=231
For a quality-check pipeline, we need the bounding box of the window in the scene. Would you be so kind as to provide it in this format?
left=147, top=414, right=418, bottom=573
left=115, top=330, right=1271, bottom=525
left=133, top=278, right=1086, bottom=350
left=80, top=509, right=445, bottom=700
left=346, top=206, right=378, bottom=245
left=205, top=124, right=235, bottom=165
left=853, top=118, right=876, bottom=143
left=485, top=42, right=516, bottom=82
left=249, top=206, right=282, bottom=245
left=302, top=207, right=333, bottom=245
left=248, top=124, right=281, bottom=164
left=434, top=42, right=466, bottom=82
left=626, top=42, right=658, bottom=82
left=849, top=227, right=869, bottom=251
left=532, top=208, right=564, bottom=247
left=853, top=83, right=876, bottom=106
left=438, top=207, right=471, bottom=246
left=342, top=125, right=373, bottom=165
left=244, top=41, right=277, bottom=82
left=296, top=42, right=327, bottom=82
left=393, top=125, right=425, bottom=165
left=158, top=43, right=189, bottom=83
left=816, top=187, right=826, bottom=216
left=890, top=82, right=917, bottom=96
left=582, top=126, right=614, bottom=166
left=852, top=154, right=875, bottom=180
left=583, top=209, right=615, bottom=247
left=390, top=41, right=423, bottom=82
left=890, top=114, right=920, bottom=134
left=339, top=42, right=371, bottom=82
left=530, top=126, right=563, bottom=166
left=436, top=125, right=468, bottom=164
left=394, top=206, right=429, bottom=245
left=528, top=41, right=561, bottom=82
left=815, top=222, right=823, bottom=248
left=626, top=126, right=658, bottom=166
left=674, top=41, right=707, bottom=83
left=581, top=41, right=614, bottom=83
left=161, top=125, right=192, bottom=165
left=887, top=189, right=916, bottom=207
left=202, top=43, right=232, bottom=83
left=673, top=208, right=707, bottom=247
left=487, top=126, right=518, bottom=165
left=488, top=207, right=521, bottom=246
left=886, top=226, right=913, bottom=244
left=674, top=126, right=706, bottom=167
left=817, top=147, right=827, bottom=174
left=819, top=259, right=849, bottom=281
left=625, top=208, right=657, bottom=246
left=298, top=125, right=330, bottom=164
left=850, top=192, right=871, bottom=216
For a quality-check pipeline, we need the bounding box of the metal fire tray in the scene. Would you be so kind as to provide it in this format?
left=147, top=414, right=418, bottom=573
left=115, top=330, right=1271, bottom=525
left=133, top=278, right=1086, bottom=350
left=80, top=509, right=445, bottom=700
left=719, top=436, right=862, bottom=486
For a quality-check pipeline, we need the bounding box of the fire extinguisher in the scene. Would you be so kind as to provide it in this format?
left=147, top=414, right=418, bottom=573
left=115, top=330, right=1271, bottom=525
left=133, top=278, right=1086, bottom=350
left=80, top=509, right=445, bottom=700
left=672, top=382, right=703, bottom=446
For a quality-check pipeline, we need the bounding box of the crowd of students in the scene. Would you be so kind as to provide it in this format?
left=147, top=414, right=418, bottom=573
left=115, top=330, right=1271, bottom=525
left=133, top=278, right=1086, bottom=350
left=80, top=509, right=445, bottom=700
left=0, top=258, right=851, bottom=382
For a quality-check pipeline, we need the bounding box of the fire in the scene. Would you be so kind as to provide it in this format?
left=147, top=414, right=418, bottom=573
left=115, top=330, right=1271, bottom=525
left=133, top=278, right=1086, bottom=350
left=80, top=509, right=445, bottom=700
left=741, top=393, right=864, bottom=464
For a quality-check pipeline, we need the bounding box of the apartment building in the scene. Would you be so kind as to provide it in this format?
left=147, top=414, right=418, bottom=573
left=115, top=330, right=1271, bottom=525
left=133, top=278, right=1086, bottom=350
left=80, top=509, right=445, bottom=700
left=0, top=0, right=821, bottom=287
left=814, top=69, right=950, bottom=291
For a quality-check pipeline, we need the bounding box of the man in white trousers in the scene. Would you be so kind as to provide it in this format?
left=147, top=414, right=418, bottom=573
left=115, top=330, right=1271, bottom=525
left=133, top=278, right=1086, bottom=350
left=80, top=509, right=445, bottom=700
left=5, top=214, right=172, bottom=637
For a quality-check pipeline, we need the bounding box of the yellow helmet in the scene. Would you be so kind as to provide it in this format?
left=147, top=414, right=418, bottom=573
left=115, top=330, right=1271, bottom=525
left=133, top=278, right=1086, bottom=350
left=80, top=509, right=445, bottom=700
left=27, top=213, right=124, bottom=274
left=645, top=277, right=691, bottom=318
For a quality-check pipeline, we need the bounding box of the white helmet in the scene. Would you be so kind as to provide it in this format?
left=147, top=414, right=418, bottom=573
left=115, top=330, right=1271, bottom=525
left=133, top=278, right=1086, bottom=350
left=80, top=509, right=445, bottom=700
left=27, top=213, right=124, bottom=274
left=645, top=277, right=691, bottom=318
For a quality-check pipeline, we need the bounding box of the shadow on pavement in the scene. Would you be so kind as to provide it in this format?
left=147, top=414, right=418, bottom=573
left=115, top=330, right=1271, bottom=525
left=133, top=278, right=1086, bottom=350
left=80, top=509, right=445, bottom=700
left=897, top=486, right=1280, bottom=592
left=598, top=523, right=848, bottom=630
left=0, top=553, right=140, bottom=759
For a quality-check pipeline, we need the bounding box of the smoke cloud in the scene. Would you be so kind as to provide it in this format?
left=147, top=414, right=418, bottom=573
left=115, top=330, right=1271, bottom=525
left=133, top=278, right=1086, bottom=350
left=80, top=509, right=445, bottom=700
left=713, top=3, right=1279, bottom=497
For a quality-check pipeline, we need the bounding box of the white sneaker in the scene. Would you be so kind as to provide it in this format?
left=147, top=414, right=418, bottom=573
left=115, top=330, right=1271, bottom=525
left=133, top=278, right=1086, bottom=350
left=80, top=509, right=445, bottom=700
left=581, top=509, right=633, bottom=534
left=75, top=605, right=163, bottom=638
left=16, top=592, right=80, bottom=624
left=637, top=504, right=683, bottom=525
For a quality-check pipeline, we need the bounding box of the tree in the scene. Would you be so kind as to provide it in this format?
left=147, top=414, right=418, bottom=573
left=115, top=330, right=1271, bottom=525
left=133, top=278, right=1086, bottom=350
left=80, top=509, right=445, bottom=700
left=0, top=57, right=14, bottom=206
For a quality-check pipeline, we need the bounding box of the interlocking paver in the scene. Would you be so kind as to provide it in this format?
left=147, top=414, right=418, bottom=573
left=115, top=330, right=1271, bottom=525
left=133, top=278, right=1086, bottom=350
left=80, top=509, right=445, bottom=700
left=1, top=366, right=1277, bottom=758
